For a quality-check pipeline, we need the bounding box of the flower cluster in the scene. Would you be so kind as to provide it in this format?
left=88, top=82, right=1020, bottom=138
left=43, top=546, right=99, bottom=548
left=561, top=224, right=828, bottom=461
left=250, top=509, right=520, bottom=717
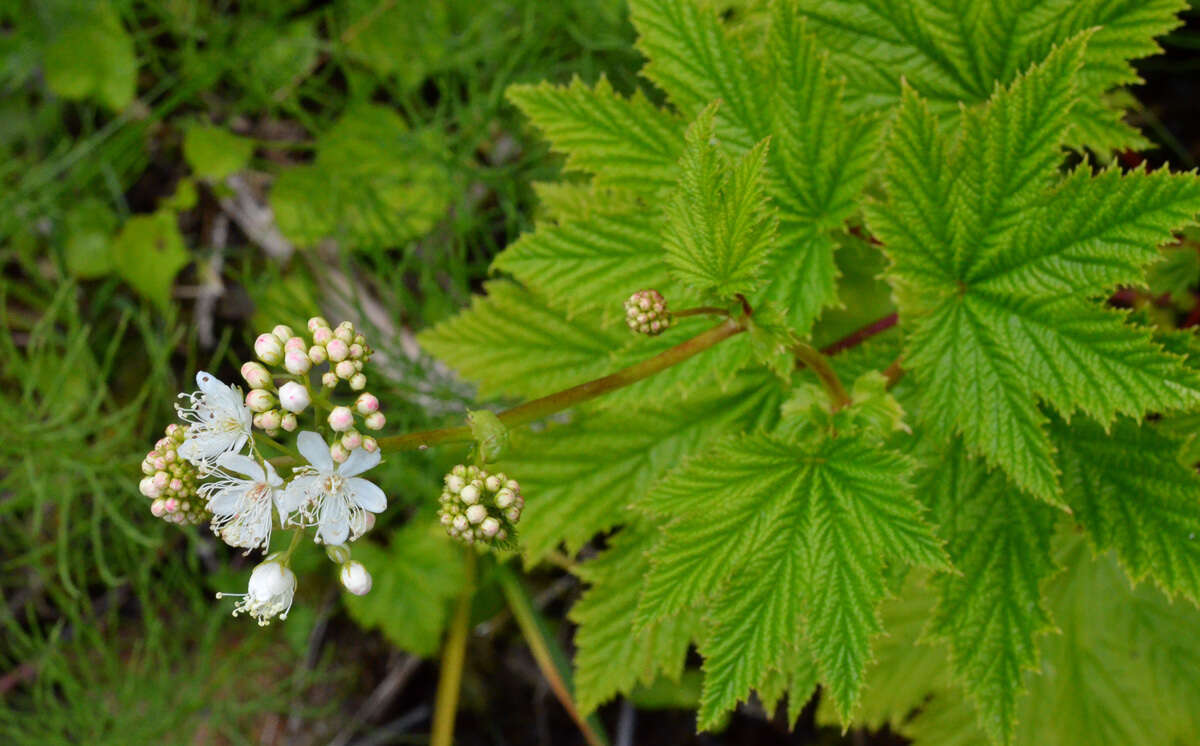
left=624, top=289, right=671, bottom=336
left=139, top=424, right=207, bottom=525
left=438, top=464, right=524, bottom=546
left=242, top=318, right=385, bottom=462
left=143, top=350, right=390, bottom=625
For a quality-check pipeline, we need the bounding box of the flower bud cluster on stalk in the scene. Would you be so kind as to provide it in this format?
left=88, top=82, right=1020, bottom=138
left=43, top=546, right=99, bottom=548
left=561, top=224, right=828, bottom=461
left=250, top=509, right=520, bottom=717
left=438, top=464, right=524, bottom=546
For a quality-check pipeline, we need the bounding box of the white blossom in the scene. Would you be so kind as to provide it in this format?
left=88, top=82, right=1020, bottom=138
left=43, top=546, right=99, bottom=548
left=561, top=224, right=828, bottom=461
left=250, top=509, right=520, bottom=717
left=218, top=560, right=296, bottom=626
left=176, top=371, right=252, bottom=466
left=282, top=431, right=386, bottom=545
left=339, top=561, right=373, bottom=596
left=199, top=453, right=286, bottom=553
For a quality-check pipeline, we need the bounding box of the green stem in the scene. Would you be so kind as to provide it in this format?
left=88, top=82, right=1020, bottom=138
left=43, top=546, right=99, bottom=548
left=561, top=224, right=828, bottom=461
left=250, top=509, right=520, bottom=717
left=495, top=564, right=608, bottom=746
left=672, top=305, right=729, bottom=319
left=269, top=318, right=745, bottom=468
left=430, top=549, right=476, bottom=746
left=792, top=341, right=852, bottom=411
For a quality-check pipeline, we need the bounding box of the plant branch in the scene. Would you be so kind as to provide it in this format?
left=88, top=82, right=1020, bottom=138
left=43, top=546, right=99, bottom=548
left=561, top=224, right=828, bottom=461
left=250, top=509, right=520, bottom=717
left=672, top=306, right=729, bottom=319
left=430, top=549, right=475, bottom=746
left=792, top=341, right=853, bottom=411
left=820, top=313, right=899, bottom=356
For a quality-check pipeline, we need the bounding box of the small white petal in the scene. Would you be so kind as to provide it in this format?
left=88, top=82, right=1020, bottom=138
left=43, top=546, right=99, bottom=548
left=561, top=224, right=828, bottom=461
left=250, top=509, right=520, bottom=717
left=347, top=477, right=386, bottom=513
left=217, top=453, right=265, bottom=482
left=278, top=475, right=319, bottom=514
left=297, top=431, right=334, bottom=472
left=209, top=485, right=249, bottom=514
left=338, top=447, right=380, bottom=478
left=264, top=461, right=283, bottom=487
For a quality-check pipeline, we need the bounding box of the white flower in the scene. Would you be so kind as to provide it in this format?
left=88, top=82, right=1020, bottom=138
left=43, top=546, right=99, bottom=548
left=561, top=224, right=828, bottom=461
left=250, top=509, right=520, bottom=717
left=176, top=371, right=253, bottom=466
left=218, top=561, right=296, bottom=626
left=339, top=561, right=373, bottom=596
left=282, top=431, right=386, bottom=545
left=199, top=453, right=286, bottom=553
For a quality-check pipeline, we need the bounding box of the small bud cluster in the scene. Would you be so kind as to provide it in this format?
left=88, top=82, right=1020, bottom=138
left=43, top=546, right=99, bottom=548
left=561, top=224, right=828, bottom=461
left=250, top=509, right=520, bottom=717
left=437, top=464, right=524, bottom=546
left=246, top=318, right=385, bottom=461
left=624, top=289, right=671, bottom=336
left=139, top=424, right=207, bottom=525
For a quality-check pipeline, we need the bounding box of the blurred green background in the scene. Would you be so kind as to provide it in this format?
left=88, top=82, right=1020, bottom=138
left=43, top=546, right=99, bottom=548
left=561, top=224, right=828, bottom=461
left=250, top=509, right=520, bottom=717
left=2, top=1, right=1199, bottom=744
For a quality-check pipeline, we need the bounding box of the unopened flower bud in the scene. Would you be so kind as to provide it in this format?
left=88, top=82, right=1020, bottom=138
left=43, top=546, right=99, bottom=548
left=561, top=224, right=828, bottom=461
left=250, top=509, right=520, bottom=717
left=257, top=409, right=282, bottom=430
left=461, top=484, right=480, bottom=504
left=271, top=325, right=294, bottom=344
left=328, top=406, right=354, bottom=432
left=466, top=504, right=487, bottom=524
left=284, top=349, right=312, bottom=375
left=284, top=336, right=306, bottom=353
left=330, top=442, right=349, bottom=463
left=364, top=412, right=385, bottom=431
left=349, top=343, right=364, bottom=358
left=349, top=373, right=367, bottom=390
left=624, top=289, right=672, bottom=336
left=313, top=326, right=333, bottom=345
left=341, top=430, right=363, bottom=450
left=496, top=488, right=516, bottom=509
left=334, top=322, right=355, bottom=343
left=307, top=316, right=329, bottom=333
left=321, top=371, right=339, bottom=388
left=308, top=345, right=327, bottom=364
left=335, top=360, right=356, bottom=379
left=241, top=361, right=273, bottom=389
left=355, top=393, right=380, bottom=414
left=280, top=412, right=298, bottom=432
left=151, top=499, right=167, bottom=517
left=139, top=476, right=159, bottom=498
left=480, top=517, right=500, bottom=537
left=445, top=474, right=465, bottom=492
left=255, top=333, right=283, bottom=364
left=246, top=389, right=276, bottom=413
left=327, top=339, right=349, bottom=362
left=485, top=475, right=501, bottom=491
left=339, top=561, right=372, bottom=595
left=452, top=514, right=469, bottom=532
left=278, top=381, right=310, bottom=413
left=362, top=436, right=378, bottom=453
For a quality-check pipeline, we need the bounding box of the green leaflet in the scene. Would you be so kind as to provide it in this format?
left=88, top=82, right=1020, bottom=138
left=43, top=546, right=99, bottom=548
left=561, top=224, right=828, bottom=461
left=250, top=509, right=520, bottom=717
left=921, top=440, right=1059, bottom=746
left=870, top=36, right=1200, bottom=502
left=496, top=372, right=781, bottom=562
left=508, top=76, right=683, bottom=192
left=663, top=105, right=777, bottom=299
left=794, top=0, right=1187, bottom=152
left=417, top=281, right=625, bottom=400
left=1052, top=415, right=1200, bottom=604
left=570, top=524, right=700, bottom=715
left=637, top=431, right=947, bottom=724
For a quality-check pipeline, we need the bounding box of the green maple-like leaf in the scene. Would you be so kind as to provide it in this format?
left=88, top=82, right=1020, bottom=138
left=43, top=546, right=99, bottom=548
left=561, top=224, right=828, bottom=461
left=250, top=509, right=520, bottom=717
left=1052, top=415, right=1200, bottom=604
left=638, top=432, right=948, bottom=724
left=869, top=35, right=1200, bottom=502
left=508, top=75, right=683, bottom=192
left=663, top=105, right=777, bottom=299
left=570, top=524, right=700, bottom=715
left=921, top=440, right=1059, bottom=745
left=496, top=373, right=781, bottom=562
left=794, top=0, right=1187, bottom=152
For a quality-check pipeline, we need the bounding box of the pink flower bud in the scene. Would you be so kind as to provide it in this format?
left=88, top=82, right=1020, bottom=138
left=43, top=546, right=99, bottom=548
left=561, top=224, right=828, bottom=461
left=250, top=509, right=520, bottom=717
left=480, top=517, right=500, bottom=538
left=169, top=478, right=183, bottom=492
left=308, top=345, right=327, bottom=364
left=245, top=389, right=276, bottom=413
left=355, top=393, right=379, bottom=414
left=364, top=412, right=386, bottom=431
left=258, top=409, right=282, bottom=430
left=362, top=436, right=378, bottom=453
left=349, top=373, right=367, bottom=390
left=152, top=472, right=170, bottom=491
left=335, top=360, right=356, bottom=379
left=330, top=442, right=349, bottom=463
left=142, top=459, right=156, bottom=476
left=164, top=498, right=179, bottom=513
left=327, top=339, right=349, bottom=362
left=271, top=325, right=294, bottom=344
left=307, top=316, right=329, bottom=333
left=313, top=326, right=333, bottom=345
left=284, top=336, right=306, bottom=353
left=139, top=476, right=159, bottom=498
left=321, top=371, right=339, bottom=389
left=255, top=333, right=283, bottom=364
left=349, top=343, right=363, bottom=358
left=284, top=349, right=312, bottom=375
left=341, top=430, right=363, bottom=450
left=335, top=322, right=355, bottom=343
left=278, top=381, right=310, bottom=413
left=328, top=406, right=355, bottom=432
left=241, top=361, right=272, bottom=389
left=280, top=413, right=298, bottom=432
left=151, top=499, right=167, bottom=517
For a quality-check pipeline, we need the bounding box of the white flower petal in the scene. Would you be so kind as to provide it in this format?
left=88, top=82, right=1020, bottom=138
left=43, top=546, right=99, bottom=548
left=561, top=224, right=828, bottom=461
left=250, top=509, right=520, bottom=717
left=210, top=485, right=249, bottom=514
left=318, top=500, right=350, bottom=546
left=278, top=475, right=319, bottom=514
left=195, top=370, right=221, bottom=396
left=264, top=461, right=283, bottom=487
left=297, top=431, right=334, bottom=472
left=339, top=447, right=380, bottom=477
left=217, top=453, right=265, bottom=481
left=347, top=477, right=386, bottom=513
